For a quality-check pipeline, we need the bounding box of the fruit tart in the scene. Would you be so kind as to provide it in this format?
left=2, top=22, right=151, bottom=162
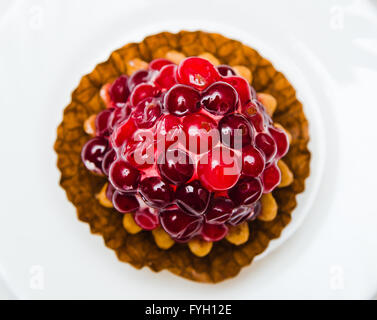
left=55, top=31, right=310, bottom=283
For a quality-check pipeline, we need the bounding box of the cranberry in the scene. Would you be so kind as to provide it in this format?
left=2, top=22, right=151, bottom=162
left=109, top=75, right=130, bottom=104
left=262, top=162, right=281, bottom=193
left=242, top=101, right=266, bottom=133
left=197, top=146, right=241, bottom=191
left=201, top=81, right=238, bottom=115
left=131, top=98, right=162, bottom=129
left=227, top=205, right=254, bottom=226
left=130, top=83, right=160, bottom=107
left=128, top=70, right=151, bottom=91
left=206, top=197, right=234, bottom=224
left=155, top=114, right=183, bottom=149
left=217, top=65, right=236, bottom=77
left=134, top=208, right=159, bottom=230
left=139, top=177, right=173, bottom=208
left=109, top=159, right=141, bottom=192
left=269, top=126, right=289, bottom=158
left=201, top=223, right=228, bottom=242
left=159, top=205, right=203, bottom=241
left=106, top=183, right=116, bottom=201
left=223, top=76, right=251, bottom=106
left=242, top=146, right=265, bottom=177
left=95, top=108, right=114, bottom=137
left=176, top=57, right=220, bottom=90
left=255, top=133, right=277, bottom=163
left=164, top=84, right=201, bottom=117
left=158, top=149, right=194, bottom=185
left=108, top=104, right=132, bottom=130
left=112, top=117, right=137, bottom=148
left=81, top=137, right=108, bottom=175
left=228, top=177, right=263, bottom=206
left=149, top=58, right=174, bottom=71
left=219, top=113, right=254, bottom=149
left=102, top=148, right=117, bottom=176
left=182, top=113, right=218, bottom=154
left=123, top=135, right=155, bottom=169
left=154, top=64, right=177, bottom=91
left=112, top=191, right=139, bottom=213
left=176, top=180, right=211, bottom=216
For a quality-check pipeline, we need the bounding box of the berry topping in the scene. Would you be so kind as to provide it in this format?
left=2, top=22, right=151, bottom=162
left=206, top=197, right=234, bottom=224
left=130, top=83, right=160, bottom=107
left=228, top=177, right=263, bottom=206
left=158, top=149, right=194, bottom=185
left=255, top=133, right=277, bottom=163
left=109, top=75, right=130, bottom=104
left=139, top=177, right=173, bottom=208
left=242, top=146, right=265, bottom=177
left=218, top=113, right=254, bottom=149
left=95, top=108, right=114, bottom=137
left=176, top=57, right=220, bottom=90
left=102, top=148, right=117, bottom=176
left=197, top=146, right=241, bottom=191
left=227, top=205, right=254, bottom=226
left=81, top=137, right=108, bottom=175
left=262, top=162, right=281, bottom=193
left=164, top=84, right=201, bottom=116
left=112, top=191, right=139, bottom=213
left=109, top=159, right=140, bottom=192
left=217, top=65, right=236, bottom=77
left=132, top=98, right=162, bottom=129
left=201, top=223, right=228, bottom=242
left=176, top=180, right=211, bottom=216
left=223, top=76, right=251, bottom=105
left=201, top=81, right=238, bottom=115
left=134, top=208, right=160, bottom=230
left=154, top=64, right=177, bottom=91
left=159, top=206, right=203, bottom=241
left=149, top=58, right=174, bottom=71
left=128, top=70, right=150, bottom=91
left=269, top=126, right=289, bottom=158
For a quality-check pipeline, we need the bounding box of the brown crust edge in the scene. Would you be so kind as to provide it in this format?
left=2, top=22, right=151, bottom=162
left=54, top=30, right=311, bottom=283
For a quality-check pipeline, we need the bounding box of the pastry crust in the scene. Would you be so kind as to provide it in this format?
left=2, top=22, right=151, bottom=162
left=54, top=31, right=310, bottom=283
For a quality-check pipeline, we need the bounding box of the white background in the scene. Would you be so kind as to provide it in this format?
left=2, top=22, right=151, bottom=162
left=0, top=0, right=377, bottom=299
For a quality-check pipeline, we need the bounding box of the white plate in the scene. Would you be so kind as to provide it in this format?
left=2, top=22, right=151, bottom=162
left=0, top=0, right=377, bottom=299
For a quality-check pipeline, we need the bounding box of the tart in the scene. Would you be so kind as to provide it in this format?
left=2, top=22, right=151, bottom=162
left=54, top=31, right=310, bottom=283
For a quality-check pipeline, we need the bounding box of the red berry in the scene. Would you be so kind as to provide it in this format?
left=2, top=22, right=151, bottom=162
left=159, top=205, right=203, bottom=241
left=218, top=113, right=254, bottom=149
left=164, top=84, right=201, bottom=117
left=128, top=70, right=151, bottom=91
left=134, top=208, right=159, bottom=230
left=228, top=177, right=263, bottom=206
left=112, top=117, right=137, bottom=148
left=131, top=97, right=162, bottom=129
left=206, top=197, right=234, bottom=224
left=197, top=146, right=241, bottom=191
left=262, top=162, right=281, bottom=193
left=81, top=137, right=108, bottom=175
left=269, top=126, right=289, bottom=158
left=201, top=81, right=238, bottom=115
left=201, top=223, right=228, bottom=242
left=106, top=183, right=116, bottom=201
left=242, top=146, right=265, bottom=177
left=123, top=133, right=155, bottom=169
left=112, top=191, right=139, bottom=213
left=154, top=64, right=177, bottom=91
left=176, top=180, right=211, bottom=216
left=108, top=104, right=132, bottom=130
left=158, top=149, right=194, bottom=185
left=102, top=148, right=117, bottom=176
left=255, top=133, right=277, bottom=163
left=227, top=205, right=254, bottom=226
left=217, top=65, right=236, bottom=77
left=95, top=108, right=114, bottom=137
left=139, top=177, right=173, bottom=208
left=223, top=76, right=251, bottom=105
left=182, top=113, right=218, bottom=154
left=176, top=57, right=220, bottom=90
left=130, top=83, right=160, bottom=107
left=109, top=159, right=140, bottom=192
left=109, top=75, right=130, bottom=104
left=149, top=58, right=174, bottom=71
left=155, top=114, right=183, bottom=149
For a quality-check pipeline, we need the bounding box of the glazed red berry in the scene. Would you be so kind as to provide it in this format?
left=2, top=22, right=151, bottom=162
left=109, top=159, right=141, bottom=192
left=81, top=137, right=108, bottom=175
left=176, top=180, right=211, bottom=216
left=95, top=108, right=114, bottom=137
left=219, top=113, right=254, bottom=149
left=158, top=149, right=194, bottom=185
left=242, top=146, right=265, bottom=177
left=134, top=208, right=159, bottom=230
left=130, top=83, right=160, bottom=107
left=223, top=76, right=252, bottom=105
left=154, top=64, right=177, bottom=91
left=159, top=205, right=203, bottom=241
left=182, top=113, right=218, bottom=154
left=106, top=183, right=116, bottom=201
left=227, top=205, right=254, bottom=226
left=217, top=65, right=236, bottom=77
left=123, top=135, right=155, bottom=169
left=269, top=126, right=289, bottom=158
left=228, top=177, right=263, bottom=206
left=109, top=75, right=130, bottom=104
left=112, top=191, right=139, bottom=213
left=176, top=57, right=220, bottom=90
left=197, top=146, right=241, bottom=191
left=149, top=58, right=174, bottom=71
left=139, top=177, right=173, bottom=208
left=128, top=70, right=150, bottom=91
left=102, top=148, right=117, bottom=176
left=131, top=97, right=162, bottom=129
left=164, top=84, right=201, bottom=116
left=112, top=117, right=137, bottom=148
left=262, top=162, right=281, bottom=193
left=201, top=223, right=228, bottom=242
left=109, top=103, right=131, bottom=130
left=255, top=133, right=277, bottom=163
left=206, top=197, right=234, bottom=224
left=155, top=114, right=183, bottom=149
left=201, top=81, right=238, bottom=115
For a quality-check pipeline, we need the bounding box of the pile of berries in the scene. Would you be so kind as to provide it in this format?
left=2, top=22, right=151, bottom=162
left=81, top=57, right=289, bottom=242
